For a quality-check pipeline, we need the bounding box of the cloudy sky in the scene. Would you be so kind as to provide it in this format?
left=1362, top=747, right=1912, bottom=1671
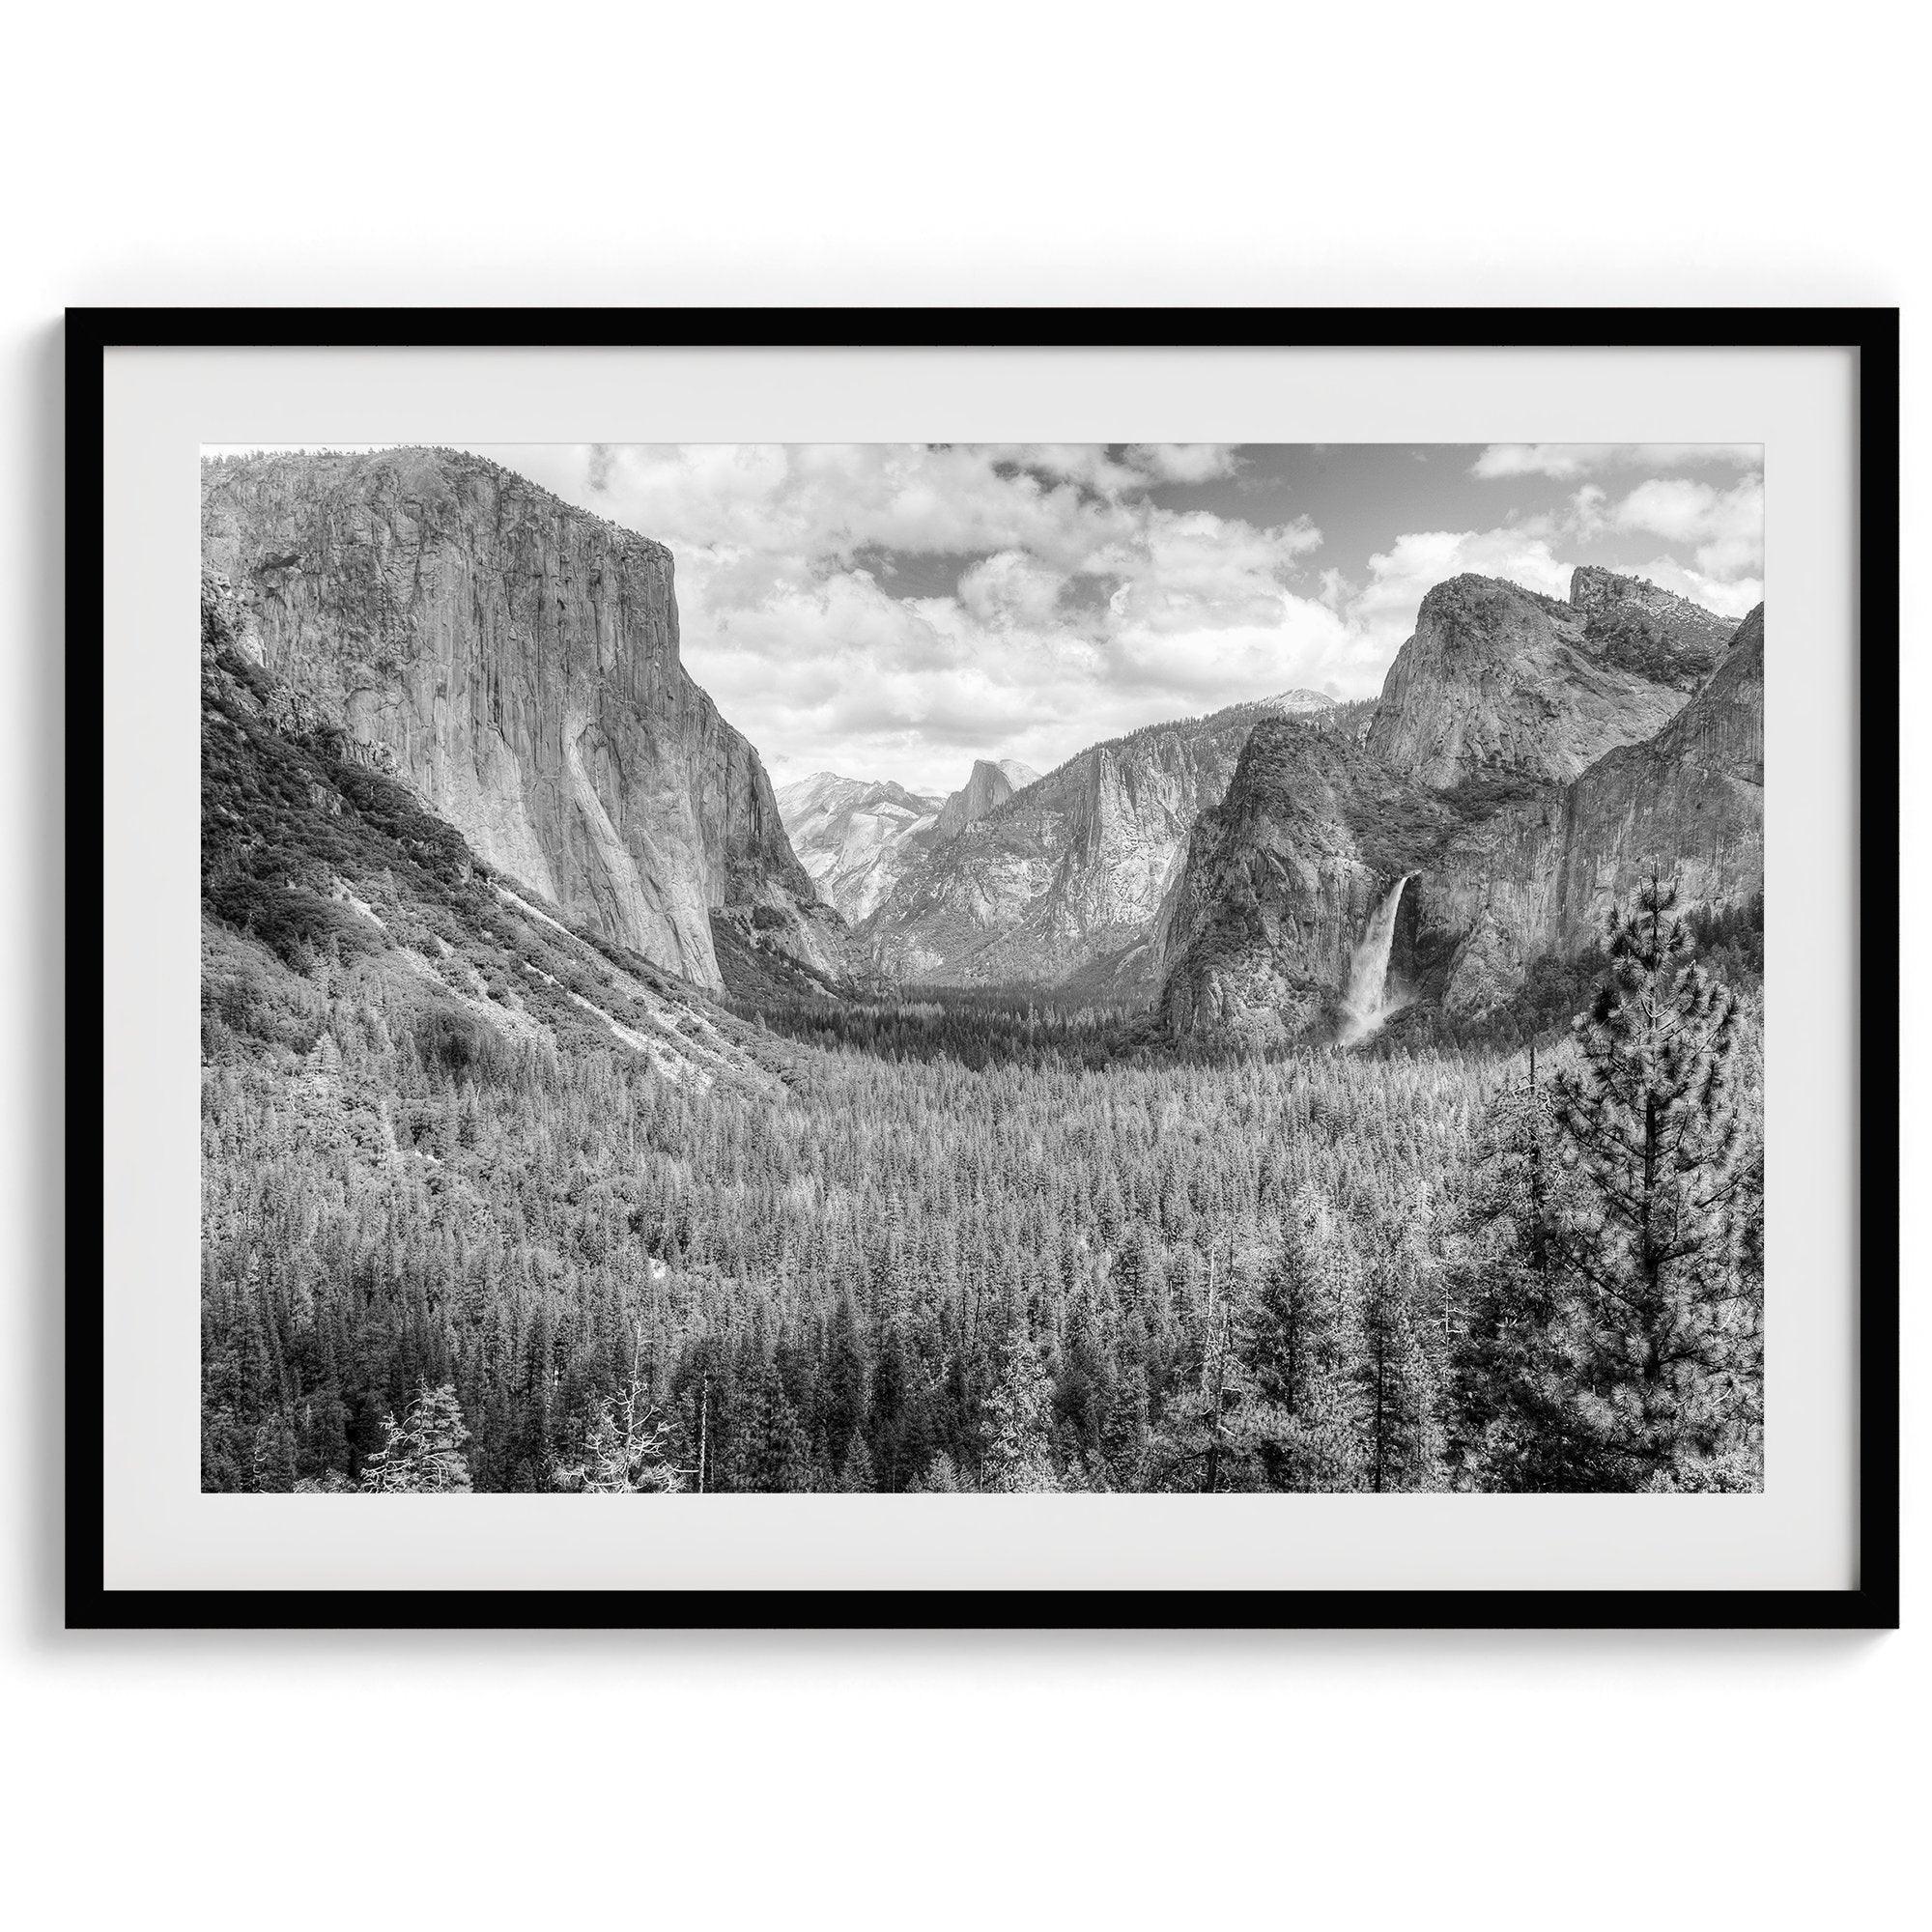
left=270, top=441, right=1766, bottom=796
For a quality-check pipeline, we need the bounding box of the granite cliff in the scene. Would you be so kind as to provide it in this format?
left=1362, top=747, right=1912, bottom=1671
left=200, top=447, right=859, bottom=995
left=1160, top=574, right=1762, bottom=1042
left=1158, top=719, right=1456, bottom=1045
left=199, top=570, right=774, bottom=1091
left=1364, top=567, right=1732, bottom=791
left=933, top=757, right=1039, bottom=839
left=860, top=696, right=1331, bottom=991
left=1420, top=604, right=1763, bottom=1014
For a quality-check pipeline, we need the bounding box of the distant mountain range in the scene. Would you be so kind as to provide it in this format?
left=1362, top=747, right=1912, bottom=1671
left=855, top=702, right=1281, bottom=994
left=774, top=773, right=943, bottom=923
left=804, top=690, right=1341, bottom=997
left=776, top=756, right=1039, bottom=923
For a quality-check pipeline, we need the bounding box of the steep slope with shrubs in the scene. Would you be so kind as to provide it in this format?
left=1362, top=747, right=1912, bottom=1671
left=200, top=570, right=775, bottom=1094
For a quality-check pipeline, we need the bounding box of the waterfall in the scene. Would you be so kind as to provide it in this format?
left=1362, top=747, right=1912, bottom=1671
left=1339, top=874, right=1412, bottom=1046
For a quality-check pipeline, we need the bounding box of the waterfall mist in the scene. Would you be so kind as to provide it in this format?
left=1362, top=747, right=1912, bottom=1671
left=1339, top=874, right=1413, bottom=1046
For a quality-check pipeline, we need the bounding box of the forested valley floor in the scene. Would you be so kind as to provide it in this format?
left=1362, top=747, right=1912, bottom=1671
left=202, top=888, right=1764, bottom=1496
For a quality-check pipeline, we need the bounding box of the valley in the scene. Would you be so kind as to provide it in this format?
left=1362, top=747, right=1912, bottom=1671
left=199, top=445, right=1765, bottom=1496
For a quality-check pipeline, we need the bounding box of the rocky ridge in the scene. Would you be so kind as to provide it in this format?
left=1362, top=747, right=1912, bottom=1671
left=1364, top=568, right=1731, bottom=791
left=775, top=755, right=1041, bottom=924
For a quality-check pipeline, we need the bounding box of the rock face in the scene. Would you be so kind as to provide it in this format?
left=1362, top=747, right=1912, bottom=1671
left=1158, top=721, right=1457, bottom=1045
left=776, top=772, right=944, bottom=923
left=1365, top=568, right=1732, bottom=791
left=1161, top=582, right=1763, bottom=1042
left=1422, top=605, right=1763, bottom=1014
left=862, top=704, right=1276, bottom=990
left=933, top=757, right=1038, bottom=840
left=199, top=570, right=770, bottom=1091
left=200, top=447, right=858, bottom=993
left=1567, top=563, right=1739, bottom=686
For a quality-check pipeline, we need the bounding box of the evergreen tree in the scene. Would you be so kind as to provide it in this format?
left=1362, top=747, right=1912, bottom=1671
left=1447, top=1070, right=1599, bottom=1492
left=723, top=1361, right=817, bottom=1492
left=1226, top=1195, right=1359, bottom=1491
left=1348, top=1228, right=1434, bottom=1492
left=910, top=1450, right=966, bottom=1492
left=821, top=1293, right=870, bottom=1466
left=867, top=1321, right=929, bottom=1492
left=1550, top=876, right=1753, bottom=1487
left=980, top=1323, right=1060, bottom=1492
left=836, top=1432, right=877, bottom=1492
left=358, top=1380, right=473, bottom=1492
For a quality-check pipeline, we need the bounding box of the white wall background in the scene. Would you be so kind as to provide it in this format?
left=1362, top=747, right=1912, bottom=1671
left=3, top=5, right=1918, bottom=1926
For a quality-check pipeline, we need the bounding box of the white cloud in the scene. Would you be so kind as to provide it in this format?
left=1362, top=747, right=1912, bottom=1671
left=1471, top=442, right=1762, bottom=480
left=1342, top=528, right=1575, bottom=669
left=674, top=502, right=1345, bottom=784
left=1095, top=509, right=1322, bottom=635
left=552, top=442, right=1143, bottom=578
left=1566, top=483, right=1609, bottom=537
left=956, top=550, right=1069, bottom=629
left=1125, top=442, right=1244, bottom=484
left=1316, top=567, right=1356, bottom=611
left=1607, top=475, right=1764, bottom=578
left=981, top=444, right=1149, bottom=495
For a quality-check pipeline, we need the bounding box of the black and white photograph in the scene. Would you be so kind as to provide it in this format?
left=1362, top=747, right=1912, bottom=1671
left=15, top=0, right=1918, bottom=1918
left=196, top=437, right=1768, bottom=1498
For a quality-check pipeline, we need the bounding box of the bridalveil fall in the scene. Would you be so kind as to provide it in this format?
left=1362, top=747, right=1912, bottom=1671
left=1340, top=874, right=1412, bottom=1045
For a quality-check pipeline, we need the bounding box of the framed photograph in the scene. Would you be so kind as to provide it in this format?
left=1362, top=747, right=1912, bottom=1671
left=71, top=307, right=1897, bottom=1629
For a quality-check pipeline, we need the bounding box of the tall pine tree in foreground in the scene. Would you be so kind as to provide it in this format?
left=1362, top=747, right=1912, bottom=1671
left=1551, top=876, right=1756, bottom=1489
left=1348, top=1221, right=1436, bottom=1492
left=1447, top=1065, right=1601, bottom=1492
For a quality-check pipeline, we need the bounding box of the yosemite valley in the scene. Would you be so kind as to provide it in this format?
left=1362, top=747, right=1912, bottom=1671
left=200, top=447, right=1765, bottom=1495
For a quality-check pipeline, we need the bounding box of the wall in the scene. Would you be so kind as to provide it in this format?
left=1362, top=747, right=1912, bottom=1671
left=3, top=6, right=1918, bottom=1927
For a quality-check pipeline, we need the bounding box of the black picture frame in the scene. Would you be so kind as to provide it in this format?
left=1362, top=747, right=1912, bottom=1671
left=67, top=306, right=1900, bottom=1632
